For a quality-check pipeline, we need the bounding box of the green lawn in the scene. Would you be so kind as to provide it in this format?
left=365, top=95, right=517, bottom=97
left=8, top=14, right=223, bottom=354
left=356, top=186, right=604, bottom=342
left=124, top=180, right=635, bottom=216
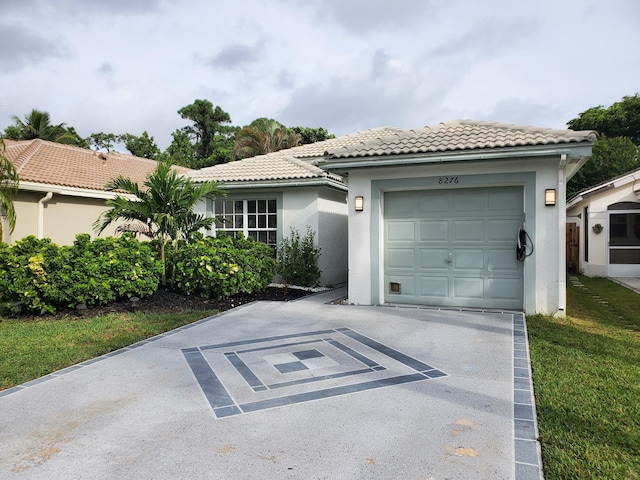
left=0, top=309, right=214, bottom=391
left=527, top=276, right=640, bottom=479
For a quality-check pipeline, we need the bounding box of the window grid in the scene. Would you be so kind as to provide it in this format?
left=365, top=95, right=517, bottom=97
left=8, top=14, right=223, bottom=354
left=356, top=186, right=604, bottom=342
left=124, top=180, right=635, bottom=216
left=215, top=199, right=277, bottom=247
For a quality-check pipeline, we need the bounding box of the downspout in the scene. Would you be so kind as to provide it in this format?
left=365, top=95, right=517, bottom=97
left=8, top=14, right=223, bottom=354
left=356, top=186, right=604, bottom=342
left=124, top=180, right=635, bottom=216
left=557, top=154, right=567, bottom=314
left=38, top=192, right=53, bottom=239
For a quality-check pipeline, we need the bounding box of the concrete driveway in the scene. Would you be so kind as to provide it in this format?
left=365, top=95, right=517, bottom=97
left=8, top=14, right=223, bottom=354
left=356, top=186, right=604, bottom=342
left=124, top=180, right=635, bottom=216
left=0, top=290, right=542, bottom=479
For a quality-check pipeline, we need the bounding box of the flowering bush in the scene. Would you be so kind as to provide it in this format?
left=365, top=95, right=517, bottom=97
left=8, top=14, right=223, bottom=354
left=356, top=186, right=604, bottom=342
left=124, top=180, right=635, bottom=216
left=170, top=233, right=275, bottom=299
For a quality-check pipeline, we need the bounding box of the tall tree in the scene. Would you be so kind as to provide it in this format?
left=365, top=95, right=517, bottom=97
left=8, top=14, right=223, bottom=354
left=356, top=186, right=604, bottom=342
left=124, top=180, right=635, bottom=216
left=3, top=109, right=86, bottom=147
left=0, top=139, right=19, bottom=242
left=232, top=118, right=302, bottom=160
left=567, top=94, right=640, bottom=197
left=121, top=131, right=160, bottom=159
left=93, top=159, right=225, bottom=285
left=177, top=99, right=234, bottom=163
left=568, top=94, right=640, bottom=145
left=568, top=136, right=639, bottom=197
left=289, top=126, right=335, bottom=145
left=86, top=132, right=119, bottom=152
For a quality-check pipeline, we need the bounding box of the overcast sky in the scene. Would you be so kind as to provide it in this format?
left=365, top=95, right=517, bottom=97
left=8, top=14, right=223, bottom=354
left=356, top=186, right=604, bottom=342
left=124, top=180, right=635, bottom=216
left=1, top=0, right=638, bottom=151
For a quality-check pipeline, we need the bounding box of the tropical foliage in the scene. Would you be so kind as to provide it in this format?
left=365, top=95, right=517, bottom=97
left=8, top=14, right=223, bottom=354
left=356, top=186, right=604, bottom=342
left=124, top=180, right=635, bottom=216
left=93, top=159, right=226, bottom=285
left=3, top=109, right=87, bottom=147
left=0, top=235, right=161, bottom=315
left=233, top=118, right=302, bottom=160
left=170, top=233, right=275, bottom=299
left=567, top=94, right=640, bottom=196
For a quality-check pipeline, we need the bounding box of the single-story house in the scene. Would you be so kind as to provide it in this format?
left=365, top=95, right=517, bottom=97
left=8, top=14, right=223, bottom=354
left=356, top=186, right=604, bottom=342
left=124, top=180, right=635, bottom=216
left=566, top=167, right=640, bottom=278
left=1, top=139, right=192, bottom=245
left=190, top=120, right=596, bottom=315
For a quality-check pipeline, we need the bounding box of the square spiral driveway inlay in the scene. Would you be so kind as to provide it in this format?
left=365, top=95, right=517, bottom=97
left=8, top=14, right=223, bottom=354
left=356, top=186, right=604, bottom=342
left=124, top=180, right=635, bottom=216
left=182, top=327, right=447, bottom=418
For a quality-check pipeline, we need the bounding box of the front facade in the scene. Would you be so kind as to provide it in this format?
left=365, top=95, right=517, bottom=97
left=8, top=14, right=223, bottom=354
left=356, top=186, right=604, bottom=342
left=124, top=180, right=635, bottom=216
left=188, top=149, right=352, bottom=287
left=190, top=121, right=595, bottom=314
left=322, top=121, right=595, bottom=315
left=567, top=168, right=640, bottom=278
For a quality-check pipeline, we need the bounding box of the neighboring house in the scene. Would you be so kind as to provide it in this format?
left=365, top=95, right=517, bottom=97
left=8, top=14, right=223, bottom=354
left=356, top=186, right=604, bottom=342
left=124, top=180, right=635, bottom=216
left=1, top=139, right=192, bottom=245
left=566, top=167, right=640, bottom=278
left=190, top=120, right=596, bottom=315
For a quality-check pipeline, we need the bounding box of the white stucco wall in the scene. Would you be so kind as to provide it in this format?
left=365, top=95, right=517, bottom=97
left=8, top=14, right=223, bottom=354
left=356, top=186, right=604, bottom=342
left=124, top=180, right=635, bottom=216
left=199, top=185, right=348, bottom=287
left=346, top=156, right=567, bottom=315
left=567, top=177, right=640, bottom=277
left=281, top=187, right=348, bottom=286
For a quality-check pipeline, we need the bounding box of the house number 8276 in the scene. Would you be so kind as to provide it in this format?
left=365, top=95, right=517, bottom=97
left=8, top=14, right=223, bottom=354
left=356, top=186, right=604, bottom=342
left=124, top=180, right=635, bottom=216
left=438, top=177, right=459, bottom=184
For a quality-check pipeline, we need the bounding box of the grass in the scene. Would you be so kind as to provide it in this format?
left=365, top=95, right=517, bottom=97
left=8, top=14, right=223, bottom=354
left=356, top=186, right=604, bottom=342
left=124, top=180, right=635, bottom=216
left=527, top=275, right=640, bottom=479
left=0, top=309, right=214, bottom=391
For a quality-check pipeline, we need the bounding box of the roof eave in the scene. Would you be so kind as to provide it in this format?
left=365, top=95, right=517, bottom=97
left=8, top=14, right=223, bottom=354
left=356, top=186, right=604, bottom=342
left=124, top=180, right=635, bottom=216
left=18, top=181, right=136, bottom=200
left=211, top=177, right=348, bottom=191
left=322, top=144, right=594, bottom=171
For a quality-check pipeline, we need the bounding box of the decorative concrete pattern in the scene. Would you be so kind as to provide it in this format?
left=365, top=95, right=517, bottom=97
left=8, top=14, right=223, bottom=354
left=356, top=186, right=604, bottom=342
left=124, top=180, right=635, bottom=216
left=513, top=313, right=544, bottom=480
left=182, top=327, right=447, bottom=418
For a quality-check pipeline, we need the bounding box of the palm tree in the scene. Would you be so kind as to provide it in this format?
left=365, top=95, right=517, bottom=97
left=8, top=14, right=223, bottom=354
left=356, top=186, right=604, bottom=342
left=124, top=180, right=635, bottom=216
left=93, top=160, right=225, bottom=286
left=0, top=139, right=19, bottom=242
left=232, top=118, right=302, bottom=160
left=4, top=109, right=85, bottom=146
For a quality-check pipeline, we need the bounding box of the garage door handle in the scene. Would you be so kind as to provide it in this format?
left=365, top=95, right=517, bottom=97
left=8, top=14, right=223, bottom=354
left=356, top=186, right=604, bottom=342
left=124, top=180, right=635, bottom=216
left=445, top=253, right=453, bottom=263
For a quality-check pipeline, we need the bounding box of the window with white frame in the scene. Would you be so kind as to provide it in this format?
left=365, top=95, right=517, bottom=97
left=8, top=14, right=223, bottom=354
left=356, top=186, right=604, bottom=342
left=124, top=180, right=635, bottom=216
left=214, top=199, right=278, bottom=247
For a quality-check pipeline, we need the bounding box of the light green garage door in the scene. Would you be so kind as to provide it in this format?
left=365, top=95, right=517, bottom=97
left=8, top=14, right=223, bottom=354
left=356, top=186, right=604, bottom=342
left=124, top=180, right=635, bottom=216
left=384, top=186, right=524, bottom=310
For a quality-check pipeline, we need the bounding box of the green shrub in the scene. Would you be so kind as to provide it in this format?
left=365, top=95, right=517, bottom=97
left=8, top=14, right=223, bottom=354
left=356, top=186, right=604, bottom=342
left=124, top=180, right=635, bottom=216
left=0, top=235, right=162, bottom=315
left=171, top=233, right=275, bottom=299
left=276, top=227, right=321, bottom=286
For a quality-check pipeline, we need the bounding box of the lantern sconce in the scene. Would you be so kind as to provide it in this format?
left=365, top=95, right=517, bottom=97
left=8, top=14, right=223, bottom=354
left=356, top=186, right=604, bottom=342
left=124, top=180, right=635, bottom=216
left=545, top=189, right=556, bottom=206
left=354, top=196, right=364, bottom=212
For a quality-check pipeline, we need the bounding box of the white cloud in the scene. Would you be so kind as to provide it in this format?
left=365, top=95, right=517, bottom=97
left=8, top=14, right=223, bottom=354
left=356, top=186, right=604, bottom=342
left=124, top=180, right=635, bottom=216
left=1, top=0, right=639, bottom=152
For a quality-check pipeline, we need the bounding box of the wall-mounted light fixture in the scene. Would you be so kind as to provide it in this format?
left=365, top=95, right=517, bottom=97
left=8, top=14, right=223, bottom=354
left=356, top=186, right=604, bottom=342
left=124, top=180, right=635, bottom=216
left=545, top=189, right=556, bottom=206
left=354, top=196, right=364, bottom=212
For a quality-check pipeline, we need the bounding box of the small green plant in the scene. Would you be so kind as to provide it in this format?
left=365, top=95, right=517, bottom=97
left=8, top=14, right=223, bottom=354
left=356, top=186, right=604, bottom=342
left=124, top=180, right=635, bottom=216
left=276, top=227, right=321, bottom=287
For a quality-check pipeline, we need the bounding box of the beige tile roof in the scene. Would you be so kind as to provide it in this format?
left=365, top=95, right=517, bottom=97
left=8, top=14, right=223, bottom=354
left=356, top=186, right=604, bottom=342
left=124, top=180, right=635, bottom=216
left=187, top=127, right=402, bottom=184
left=325, top=120, right=598, bottom=159
left=3, top=139, right=191, bottom=193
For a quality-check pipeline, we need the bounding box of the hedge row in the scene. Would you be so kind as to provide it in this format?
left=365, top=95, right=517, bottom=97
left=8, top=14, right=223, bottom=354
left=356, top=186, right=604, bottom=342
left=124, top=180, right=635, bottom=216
left=0, top=233, right=276, bottom=315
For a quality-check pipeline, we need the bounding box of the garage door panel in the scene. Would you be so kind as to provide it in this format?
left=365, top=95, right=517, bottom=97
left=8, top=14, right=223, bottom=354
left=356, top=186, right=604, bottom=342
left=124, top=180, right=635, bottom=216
left=488, top=249, right=519, bottom=272
left=385, top=192, right=415, bottom=216
left=419, top=248, right=449, bottom=270
left=486, top=278, right=523, bottom=301
left=387, top=221, right=415, bottom=241
left=488, top=219, right=520, bottom=241
left=452, top=219, right=484, bottom=242
left=387, top=248, right=415, bottom=269
left=387, top=275, right=415, bottom=296
left=419, top=220, right=448, bottom=241
left=418, top=276, right=449, bottom=298
left=453, top=277, right=484, bottom=299
left=417, top=191, right=449, bottom=214
left=384, top=186, right=524, bottom=309
left=452, top=249, right=484, bottom=270
left=454, top=190, right=484, bottom=213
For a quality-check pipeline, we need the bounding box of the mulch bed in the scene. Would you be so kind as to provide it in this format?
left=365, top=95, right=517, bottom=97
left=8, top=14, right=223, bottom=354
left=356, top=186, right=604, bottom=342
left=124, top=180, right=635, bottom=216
left=9, top=286, right=312, bottom=321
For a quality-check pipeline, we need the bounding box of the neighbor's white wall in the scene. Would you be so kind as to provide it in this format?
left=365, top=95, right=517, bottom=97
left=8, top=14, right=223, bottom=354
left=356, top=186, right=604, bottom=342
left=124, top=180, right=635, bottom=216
left=568, top=182, right=640, bottom=277
left=347, top=157, right=566, bottom=315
